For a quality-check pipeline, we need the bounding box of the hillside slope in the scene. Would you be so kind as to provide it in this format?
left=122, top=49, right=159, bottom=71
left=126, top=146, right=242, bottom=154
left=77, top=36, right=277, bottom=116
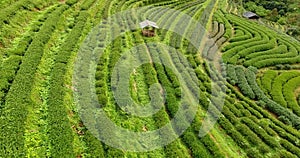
left=0, top=0, right=299, bottom=157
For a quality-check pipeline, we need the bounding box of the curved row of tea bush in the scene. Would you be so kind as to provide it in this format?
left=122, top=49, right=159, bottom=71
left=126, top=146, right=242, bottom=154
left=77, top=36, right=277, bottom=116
left=47, top=11, right=89, bottom=157
left=221, top=14, right=300, bottom=68
left=0, top=5, right=68, bottom=157
left=0, top=5, right=59, bottom=107
left=226, top=65, right=300, bottom=129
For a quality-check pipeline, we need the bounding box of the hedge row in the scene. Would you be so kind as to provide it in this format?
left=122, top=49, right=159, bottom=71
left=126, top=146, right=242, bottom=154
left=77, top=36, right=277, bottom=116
left=235, top=66, right=255, bottom=99
left=236, top=123, right=264, bottom=147
left=81, top=0, right=97, bottom=10
left=202, top=39, right=215, bottom=60
left=213, top=23, right=225, bottom=41
left=283, top=76, right=300, bottom=116
left=223, top=103, right=270, bottom=153
left=237, top=39, right=276, bottom=59
left=216, top=37, right=227, bottom=46
left=270, top=71, right=300, bottom=107
left=152, top=56, right=180, bottom=117
left=229, top=26, right=252, bottom=42
left=221, top=19, right=261, bottom=50
left=0, top=0, right=29, bottom=27
left=9, top=35, right=33, bottom=56
left=222, top=16, right=300, bottom=67
left=244, top=67, right=265, bottom=100
left=0, top=4, right=59, bottom=105
left=66, top=0, right=78, bottom=6
left=210, top=21, right=219, bottom=38
left=222, top=105, right=239, bottom=125
left=240, top=101, right=263, bottom=119
left=159, top=47, right=199, bottom=96
left=244, top=45, right=287, bottom=63
left=260, top=70, right=277, bottom=93
left=0, top=0, right=55, bottom=48
left=222, top=36, right=261, bottom=52
left=227, top=101, right=243, bottom=117
left=235, top=67, right=300, bottom=129
left=0, top=0, right=56, bottom=28
left=148, top=32, right=224, bottom=156
left=0, top=55, right=22, bottom=105
left=271, top=124, right=300, bottom=149
left=214, top=11, right=232, bottom=39
left=241, top=118, right=281, bottom=148
left=96, top=19, right=144, bottom=157
left=182, top=130, right=212, bottom=158
left=169, top=32, right=182, bottom=49
left=261, top=99, right=300, bottom=130
left=203, top=22, right=225, bottom=60
left=225, top=84, right=300, bottom=155
left=0, top=5, right=68, bottom=157
left=280, top=139, right=300, bottom=157
left=220, top=14, right=300, bottom=66
left=133, top=28, right=190, bottom=156
left=146, top=40, right=192, bottom=157
left=0, top=5, right=58, bottom=106
left=246, top=49, right=298, bottom=68
left=170, top=1, right=210, bottom=52
left=218, top=117, right=250, bottom=149
left=226, top=64, right=238, bottom=85
left=47, top=64, right=75, bottom=157
left=227, top=79, right=300, bottom=135
left=200, top=135, right=225, bottom=158
left=223, top=39, right=272, bottom=64
left=166, top=3, right=204, bottom=51
left=229, top=32, right=252, bottom=43
left=226, top=14, right=275, bottom=39
left=251, top=56, right=300, bottom=69
left=150, top=48, right=211, bottom=157
left=47, top=11, right=89, bottom=157
left=233, top=29, right=245, bottom=36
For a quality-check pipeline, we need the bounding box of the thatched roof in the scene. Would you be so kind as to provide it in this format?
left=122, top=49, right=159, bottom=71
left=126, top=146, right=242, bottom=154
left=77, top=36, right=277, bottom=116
left=243, top=11, right=259, bottom=19
left=139, top=20, right=159, bottom=29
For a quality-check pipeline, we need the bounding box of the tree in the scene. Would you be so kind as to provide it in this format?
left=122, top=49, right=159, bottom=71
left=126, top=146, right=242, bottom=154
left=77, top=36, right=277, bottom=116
left=268, top=8, right=279, bottom=22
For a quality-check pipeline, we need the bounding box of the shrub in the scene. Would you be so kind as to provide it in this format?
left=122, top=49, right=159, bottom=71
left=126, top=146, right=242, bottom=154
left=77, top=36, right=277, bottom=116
left=278, top=150, right=298, bottom=158
left=47, top=11, right=89, bottom=157
left=280, top=139, right=300, bottom=157
left=218, top=117, right=250, bottom=149
left=66, top=0, right=78, bottom=6
left=236, top=123, right=261, bottom=146
left=245, top=148, right=263, bottom=158
left=278, top=116, right=292, bottom=126
left=241, top=118, right=280, bottom=148
left=283, top=76, right=300, bottom=116
left=201, top=135, right=225, bottom=158
left=271, top=71, right=300, bottom=107
left=244, top=68, right=265, bottom=100
left=235, top=66, right=255, bottom=99
left=260, top=70, right=277, bottom=93
left=0, top=5, right=68, bottom=157
left=182, top=132, right=211, bottom=158
left=226, top=64, right=238, bottom=85
left=80, top=0, right=96, bottom=10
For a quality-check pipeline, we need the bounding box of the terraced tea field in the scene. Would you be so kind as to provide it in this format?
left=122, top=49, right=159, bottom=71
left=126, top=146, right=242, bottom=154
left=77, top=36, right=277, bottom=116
left=0, top=0, right=300, bottom=157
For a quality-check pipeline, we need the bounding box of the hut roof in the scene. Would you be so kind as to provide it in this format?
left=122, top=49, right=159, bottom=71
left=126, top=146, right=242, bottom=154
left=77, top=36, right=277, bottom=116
left=139, top=20, right=159, bottom=29
left=243, top=11, right=259, bottom=19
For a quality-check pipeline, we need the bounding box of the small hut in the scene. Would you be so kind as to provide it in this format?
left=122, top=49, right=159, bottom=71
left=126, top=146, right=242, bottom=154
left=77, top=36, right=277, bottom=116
left=243, top=11, right=259, bottom=20
left=139, top=20, right=159, bottom=37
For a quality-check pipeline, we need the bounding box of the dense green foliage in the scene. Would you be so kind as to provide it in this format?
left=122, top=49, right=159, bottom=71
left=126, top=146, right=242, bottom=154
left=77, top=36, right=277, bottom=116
left=242, top=0, right=300, bottom=40
left=0, top=0, right=300, bottom=157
